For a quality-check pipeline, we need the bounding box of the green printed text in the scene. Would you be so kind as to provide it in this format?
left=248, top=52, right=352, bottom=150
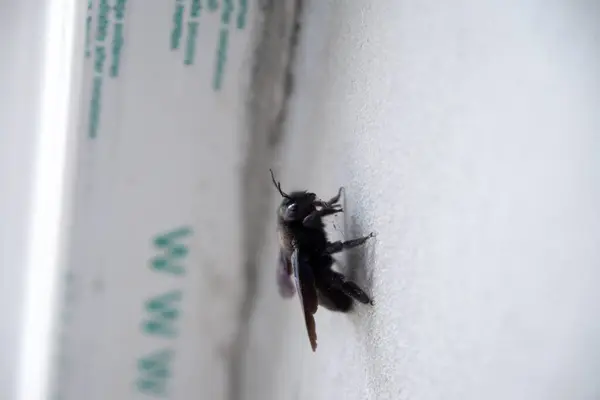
left=170, top=0, right=248, bottom=90
left=114, top=0, right=127, bottom=20
left=184, top=21, right=199, bottom=66
left=94, top=45, right=106, bottom=74
left=141, top=290, right=182, bottom=338
left=96, top=0, right=110, bottom=41
left=110, top=22, right=124, bottom=77
left=86, top=0, right=128, bottom=139
left=170, top=3, right=184, bottom=50
left=209, top=0, right=219, bottom=11
left=213, top=28, right=229, bottom=91
left=150, top=226, right=192, bottom=275
left=85, top=15, right=93, bottom=58
left=221, top=0, right=233, bottom=24
left=191, top=0, right=202, bottom=18
left=136, top=349, right=174, bottom=397
left=237, top=0, right=248, bottom=29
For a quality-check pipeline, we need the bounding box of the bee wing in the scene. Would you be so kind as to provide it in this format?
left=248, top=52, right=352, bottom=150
left=277, top=249, right=296, bottom=298
left=290, top=247, right=319, bottom=352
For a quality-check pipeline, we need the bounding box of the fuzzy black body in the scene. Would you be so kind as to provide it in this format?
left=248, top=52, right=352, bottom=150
left=277, top=198, right=354, bottom=313
left=270, top=170, right=375, bottom=352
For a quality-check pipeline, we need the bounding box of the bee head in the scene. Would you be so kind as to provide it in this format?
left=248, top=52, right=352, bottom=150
left=270, top=169, right=317, bottom=222
left=278, top=191, right=317, bottom=222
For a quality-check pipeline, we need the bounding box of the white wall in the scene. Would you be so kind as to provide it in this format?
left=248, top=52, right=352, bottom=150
left=245, top=1, right=600, bottom=399
left=0, top=2, right=48, bottom=398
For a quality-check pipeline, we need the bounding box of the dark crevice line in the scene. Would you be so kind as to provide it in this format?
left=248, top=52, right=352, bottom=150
left=227, top=1, right=305, bottom=400
left=268, top=0, right=304, bottom=147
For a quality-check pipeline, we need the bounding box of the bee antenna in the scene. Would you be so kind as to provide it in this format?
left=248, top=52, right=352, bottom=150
left=269, top=169, right=290, bottom=199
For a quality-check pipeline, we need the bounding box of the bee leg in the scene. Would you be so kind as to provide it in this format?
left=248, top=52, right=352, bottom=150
left=323, top=269, right=374, bottom=305
left=325, top=187, right=344, bottom=207
left=314, top=187, right=344, bottom=209
left=342, top=280, right=374, bottom=305
left=326, top=232, right=375, bottom=255
left=302, top=207, right=343, bottom=228
left=316, top=286, right=353, bottom=313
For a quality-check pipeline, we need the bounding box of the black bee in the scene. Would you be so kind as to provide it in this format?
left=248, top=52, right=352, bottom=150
left=270, top=169, right=375, bottom=352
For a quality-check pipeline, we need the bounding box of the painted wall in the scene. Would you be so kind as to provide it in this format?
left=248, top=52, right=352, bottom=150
left=244, top=1, right=600, bottom=400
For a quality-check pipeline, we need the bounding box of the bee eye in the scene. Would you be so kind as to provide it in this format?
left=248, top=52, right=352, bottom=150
left=287, top=204, right=297, bottom=212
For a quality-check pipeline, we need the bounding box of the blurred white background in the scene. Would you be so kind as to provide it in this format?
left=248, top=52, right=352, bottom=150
left=1, top=1, right=80, bottom=399
left=1, top=2, right=50, bottom=398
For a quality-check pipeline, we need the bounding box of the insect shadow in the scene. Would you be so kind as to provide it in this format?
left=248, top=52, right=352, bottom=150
left=335, top=194, right=376, bottom=308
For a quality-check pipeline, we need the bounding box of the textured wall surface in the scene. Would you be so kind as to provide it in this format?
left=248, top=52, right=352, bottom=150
left=244, top=1, right=600, bottom=399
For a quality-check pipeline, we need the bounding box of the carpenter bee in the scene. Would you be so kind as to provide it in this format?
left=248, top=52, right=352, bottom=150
left=270, top=169, right=375, bottom=352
